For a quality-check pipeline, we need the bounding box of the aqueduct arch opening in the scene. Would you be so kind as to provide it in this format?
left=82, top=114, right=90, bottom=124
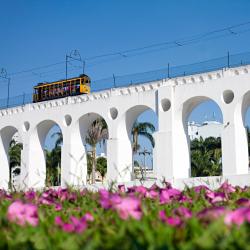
left=123, top=105, right=158, bottom=180
left=32, top=120, right=63, bottom=187
left=182, top=97, right=224, bottom=177
left=0, top=126, right=22, bottom=189
left=241, top=90, right=250, bottom=170
left=78, top=112, right=109, bottom=184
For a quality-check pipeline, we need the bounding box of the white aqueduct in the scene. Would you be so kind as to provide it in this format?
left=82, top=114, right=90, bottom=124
left=1, top=65, right=250, bottom=190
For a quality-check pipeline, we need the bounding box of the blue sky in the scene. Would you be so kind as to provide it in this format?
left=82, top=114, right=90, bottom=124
left=1, top=1, right=250, bottom=95
left=1, top=0, right=250, bottom=165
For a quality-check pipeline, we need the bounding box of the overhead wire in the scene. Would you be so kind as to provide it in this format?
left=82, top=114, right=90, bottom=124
left=3, top=20, right=250, bottom=85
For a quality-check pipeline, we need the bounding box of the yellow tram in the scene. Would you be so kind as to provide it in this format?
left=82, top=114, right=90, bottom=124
left=33, top=74, right=91, bottom=103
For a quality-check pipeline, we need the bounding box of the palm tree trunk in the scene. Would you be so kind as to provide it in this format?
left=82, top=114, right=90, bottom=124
left=91, top=146, right=96, bottom=184
left=9, top=165, right=12, bottom=190
left=132, top=131, right=138, bottom=180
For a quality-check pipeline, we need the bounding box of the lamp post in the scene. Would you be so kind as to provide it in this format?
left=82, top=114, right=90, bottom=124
left=0, top=68, right=11, bottom=108
left=65, top=50, right=85, bottom=80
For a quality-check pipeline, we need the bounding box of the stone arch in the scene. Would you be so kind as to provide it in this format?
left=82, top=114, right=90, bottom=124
left=78, top=112, right=109, bottom=145
left=76, top=112, right=109, bottom=184
left=117, top=104, right=158, bottom=180
left=0, top=125, right=22, bottom=189
left=30, top=119, right=63, bottom=187
left=241, top=90, right=250, bottom=124
left=239, top=90, right=250, bottom=172
left=181, top=96, right=224, bottom=177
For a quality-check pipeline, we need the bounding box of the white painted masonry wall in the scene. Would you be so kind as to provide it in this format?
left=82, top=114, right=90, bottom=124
left=0, top=65, right=250, bottom=190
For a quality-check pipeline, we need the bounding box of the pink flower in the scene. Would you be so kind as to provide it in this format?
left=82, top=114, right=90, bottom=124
left=39, top=192, right=54, bottom=205
left=160, top=188, right=181, bottom=204
left=194, top=185, right=210, bottom=193
left=205, top=190, right=227, bottom=204
left=159, top=210, right=167, bottom=222
left=25, top=190, right=36, bottom=201
left=99, top=189, right=112, bottom=209
left=178, top=195, right=192, bottom=203
left=224, top=207, right=250, bottom=226
left=219, top=181, right=236, bottom=194
left=236, top=198, right=250, bottom=207
left=113, top=197, right=142, bottom=220
left=159, top=190, right=171, bottom=204
left=173, top=207, right=192, bottom=219
left=118, top=185, right=126, bottom=193
left=145, top=190, right=159, bottom=199
left=134, top=186, right=147, bottom=196
left=55, top=214, right=90, bottom=234
left=211, top=193, right=226, bottom=204
left=165, top=217, right=182, bottom=227
left=62, top=223, right=75, bottom=233
left=7, top=201, right=39, bottom=227
left=149, top=183, right=160, bottom=191
left=55, top=216, right=63, bottom=226
left=70, top=216, right=87, bottom=233
left=54, top=203, right=62, bottom=211
left=198, top=206, right=227, bottom=222
left=205, top=190, right=216, bottom=199
left=158, top=210, right=182, bottom=227
left=83, top=212, right=94, bottom=222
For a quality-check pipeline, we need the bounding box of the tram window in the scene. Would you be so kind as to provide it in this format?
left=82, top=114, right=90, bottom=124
left=71, top=81, right=76, bottom=93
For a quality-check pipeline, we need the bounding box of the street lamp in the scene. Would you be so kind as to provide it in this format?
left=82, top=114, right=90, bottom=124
left=65, top=50, right=85, bottom=80
left=0, top=68, right=11, bottom=108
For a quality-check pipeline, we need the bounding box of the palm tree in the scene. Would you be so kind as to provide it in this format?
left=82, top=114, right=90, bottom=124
left=9, top=139, right=23, bottom=188
left=85, top=118, right=108, bottom=184
left=131, top=121, right=155, bottom=154
left=45, top=147, right=61, bottom=186
left=96, top=157, right=107, bottom=183
left=131, top=121, right=155, bottom=178
left=204, top=148, right=222, bottom=176
left=51, top=131, right=63, bottom=148
left=190, top=137, right=222, bottom=177
left=87, top=153, right=93, bottom=180
left=191, top=148, right=212, bottom=177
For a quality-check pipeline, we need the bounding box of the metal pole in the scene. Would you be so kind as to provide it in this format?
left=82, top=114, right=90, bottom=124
left=83, top=60, right=85, bottom=74
left=66, top=55, right=68, bottom=80
left=7, top=78, right=10, bottom=108
left=113, top=74, right=116, bottom=88
left=227, top=51, right=230, bottom=68
left=143, top=147, right=146, bottom=173
left=167, top=63, right=170, bottom=78
left=22, top=92, right=25, bottom=105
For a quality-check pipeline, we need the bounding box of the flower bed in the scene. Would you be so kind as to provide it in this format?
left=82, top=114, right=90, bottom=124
left=2, top=181, right=250, bottom=249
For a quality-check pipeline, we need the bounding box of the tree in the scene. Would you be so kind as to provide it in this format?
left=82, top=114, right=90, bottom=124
left=190, top=136, right=222, bottom=177
left=131, top=121, right=155, bottom=179
left=45, top=147, right=61, bottom=186
left=131, top=121, right=155, bottom=154
left=96, top=157, right=107, bottom=183
left=9, top=139, right=23, bottom=188
left=87, top=153, right=93, bottom=180
left=85, top=118, right=108, bottom=184
left=51, top=131, right=63, bottom=148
